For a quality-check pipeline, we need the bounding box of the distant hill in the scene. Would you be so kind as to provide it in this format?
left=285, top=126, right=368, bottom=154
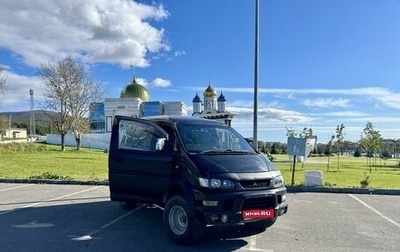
left=0, top=110, right=58, bottom=135
left=0, top=110, right=56, bottom=124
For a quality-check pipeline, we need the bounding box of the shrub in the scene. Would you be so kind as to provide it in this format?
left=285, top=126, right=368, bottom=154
left=353, top=148, right=361, bottom=157
left=29, top=172, right=73, bottom=180
left=267, top=154, right=275, bottom=161
left=360, top=175, right=370, bottom=188
left=0, top=142, right=49, bottom=152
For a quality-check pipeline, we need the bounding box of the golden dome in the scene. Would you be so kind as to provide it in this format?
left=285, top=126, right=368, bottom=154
left=203, top=83, right=217, bottom=98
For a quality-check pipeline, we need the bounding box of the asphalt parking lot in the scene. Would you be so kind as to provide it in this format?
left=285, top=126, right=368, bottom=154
left=0, top=183, right=399, bottom=252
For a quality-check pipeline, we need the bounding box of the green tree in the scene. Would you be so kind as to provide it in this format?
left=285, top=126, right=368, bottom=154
left=325, top=135, right=335, bottom=171
left=270, top=143, right=278, bottom=154
left=285, top=127, right=297, bottom=170
left=285, top=127, right=297, bottom=138
left=300, top=127, right=312, bottom=138
left=353, top=148, right=361, bottom=157
left=360, top=121, right=383, bottom=172
left=257, top=140, right=265, bottom=153
left=335, top=124, right=345, bottom=170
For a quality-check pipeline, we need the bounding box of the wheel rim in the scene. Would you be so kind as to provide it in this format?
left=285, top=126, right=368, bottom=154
left=169, top=205, right=188, bottom=235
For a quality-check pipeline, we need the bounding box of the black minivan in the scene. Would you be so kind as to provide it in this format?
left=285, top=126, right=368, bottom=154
left=108, top=115, right=288, bottom=244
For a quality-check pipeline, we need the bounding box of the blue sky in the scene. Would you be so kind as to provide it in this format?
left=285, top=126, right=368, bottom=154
left=1, top=0, right=400, bottom=143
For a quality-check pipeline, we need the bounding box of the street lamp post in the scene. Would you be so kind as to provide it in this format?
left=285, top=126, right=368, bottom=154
left=253, top=0, right=259, bottom=150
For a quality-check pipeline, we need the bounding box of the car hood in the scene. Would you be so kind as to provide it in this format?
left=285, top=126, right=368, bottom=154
left=190, top=153, right=278, bottom=176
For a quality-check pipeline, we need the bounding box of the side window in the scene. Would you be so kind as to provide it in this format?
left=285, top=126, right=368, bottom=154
left=159, top=124, right=178, bottom=153
left=118, top=120, right=158, bottom=151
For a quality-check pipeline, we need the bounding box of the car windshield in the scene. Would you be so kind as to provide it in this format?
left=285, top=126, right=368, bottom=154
left=176, top=123, right=256, bottom=154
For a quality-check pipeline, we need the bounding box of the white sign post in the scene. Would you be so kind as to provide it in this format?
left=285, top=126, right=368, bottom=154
left=287, top=137, right=307, bottom=186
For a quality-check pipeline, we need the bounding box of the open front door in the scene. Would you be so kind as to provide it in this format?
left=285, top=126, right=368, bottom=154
left=108, top=115, right=172, bottom=203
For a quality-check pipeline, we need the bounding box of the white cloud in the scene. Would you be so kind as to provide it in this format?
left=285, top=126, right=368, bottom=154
left=229, top=99, right=283, bottom=109
left=150, top=78, right=171, bottom=88
left=314, top=110, right=369, bottom=118
left=132, top=77, right=171, bottom=88
left=358, top=87, right=400, bottom=110
left=0, top=0, right=170, bottom=68
left=229, top=106, right=313, bottom=124
left=302, top=98, right=350, bottom=108
left=210, top=86, right=400, bottom=111
left=0, top=71, right=43, bottom=111
left=134, top=78, right=149, bottom=87
left=174, top=51, right=186, bottom=57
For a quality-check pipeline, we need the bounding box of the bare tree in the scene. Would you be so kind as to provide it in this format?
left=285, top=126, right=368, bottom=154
left=0, top=116, right=8, bottom=137
left=37, top=56, right=105, bottom=151
left=0, top=66, right=8, bottom=104
left=67, top=74, right=104, bottom=150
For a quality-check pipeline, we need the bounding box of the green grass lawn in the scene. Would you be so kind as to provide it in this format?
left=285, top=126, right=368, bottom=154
left=273, top=154, right=400, bottom=189
left=0, top=143, right=108, bottom=181
left=0, top=143, right=399, bottom=189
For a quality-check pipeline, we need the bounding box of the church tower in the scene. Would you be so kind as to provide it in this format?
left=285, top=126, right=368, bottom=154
left=217, top=91, right=226, bottom=112
left=191, top=81, right=237, bottom=126
left=203, top=82, right=217, bottom=112
left=192, top=92, right=202, bottom=115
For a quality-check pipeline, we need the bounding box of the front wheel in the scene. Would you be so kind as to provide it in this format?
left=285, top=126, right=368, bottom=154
left=163, top=196, right=204, bottom=245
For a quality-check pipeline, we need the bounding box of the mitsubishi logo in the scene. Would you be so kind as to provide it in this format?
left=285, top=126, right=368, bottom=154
left=253, top=181, right=258, bottom=187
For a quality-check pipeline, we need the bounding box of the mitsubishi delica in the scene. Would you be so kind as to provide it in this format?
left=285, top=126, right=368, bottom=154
left=108, top=115, right=288, bottom=244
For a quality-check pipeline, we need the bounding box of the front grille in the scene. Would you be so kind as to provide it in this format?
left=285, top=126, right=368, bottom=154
left=239, top=179, right=270, bottom=189
left=241, top=196, right=276, bottom=210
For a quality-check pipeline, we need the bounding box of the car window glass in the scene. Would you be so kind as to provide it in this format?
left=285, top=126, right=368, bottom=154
left=159, top=124, right=177, bottom=153
left=177, top=123, right=255, bottom=153
left=118, top=119, right=159, bottom=151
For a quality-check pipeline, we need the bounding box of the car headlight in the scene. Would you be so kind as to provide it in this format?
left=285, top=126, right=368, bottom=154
left=199, top=178, right=235, bottom=189
left=271, top=175, right=284, bottom=188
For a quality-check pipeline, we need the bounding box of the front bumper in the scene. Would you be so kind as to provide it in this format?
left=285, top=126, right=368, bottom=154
left=194, top=187, right=288, bottom=227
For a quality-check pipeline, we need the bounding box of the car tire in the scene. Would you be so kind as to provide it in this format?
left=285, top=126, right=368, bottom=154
left=163, top=196, right=204, bottom=245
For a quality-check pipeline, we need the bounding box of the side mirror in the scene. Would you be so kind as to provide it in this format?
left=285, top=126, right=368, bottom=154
left=155, top=138, right=166, bottom=151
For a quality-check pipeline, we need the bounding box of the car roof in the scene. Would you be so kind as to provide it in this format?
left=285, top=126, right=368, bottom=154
left=143, top=115, right=226, bottom=125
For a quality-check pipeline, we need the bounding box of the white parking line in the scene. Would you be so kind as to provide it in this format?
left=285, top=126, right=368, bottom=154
left=71, top=205, right=145, bottom=241
left=0, top=186, right=102, bottom=216
left=0, top=184, right=33, bottom=192
left=349, top=194, right=400, bottom=229
left=88, top=206, right=143, bottom=236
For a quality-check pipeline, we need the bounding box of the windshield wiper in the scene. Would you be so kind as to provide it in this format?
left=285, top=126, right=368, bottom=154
left=223, top=150, right=254, bottom=154
left=199, top=149, right=254, bottom=154
left=199, top=150, right=224, bottom=154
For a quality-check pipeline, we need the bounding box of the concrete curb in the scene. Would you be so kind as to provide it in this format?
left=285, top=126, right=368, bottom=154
left=286, top=186, right=400, bottom=195
left=0, top=178, right=109, bottom=186
left=1, top=178, right=399, bottom=195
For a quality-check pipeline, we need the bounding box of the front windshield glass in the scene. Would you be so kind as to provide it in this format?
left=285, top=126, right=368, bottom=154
left=176, top=123, right=256, bottom=154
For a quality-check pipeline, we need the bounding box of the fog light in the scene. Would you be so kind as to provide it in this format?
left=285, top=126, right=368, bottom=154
left=203, top=200, right=218, bottom=206
left=210, top=214, right=219, bottom=223
left=221, top=214, right=229, bottom=223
